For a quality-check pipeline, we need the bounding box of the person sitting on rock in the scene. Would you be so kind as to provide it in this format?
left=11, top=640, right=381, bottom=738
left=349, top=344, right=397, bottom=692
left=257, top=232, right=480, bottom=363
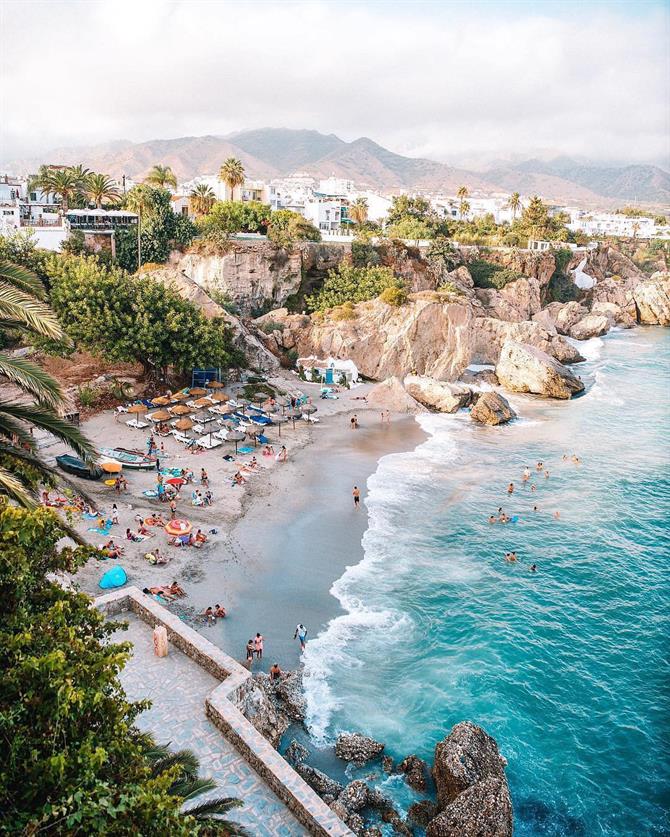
left=269, top=662, right=282, bottom=681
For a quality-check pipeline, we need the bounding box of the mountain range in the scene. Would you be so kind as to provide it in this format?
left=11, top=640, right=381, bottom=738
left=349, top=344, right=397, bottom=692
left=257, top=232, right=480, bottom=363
left=4, top=128, right=669, bottom=207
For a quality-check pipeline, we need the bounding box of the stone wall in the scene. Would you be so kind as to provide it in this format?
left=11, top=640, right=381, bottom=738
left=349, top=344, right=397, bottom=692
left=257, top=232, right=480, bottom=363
left=94, top=587, right=352, bottom=837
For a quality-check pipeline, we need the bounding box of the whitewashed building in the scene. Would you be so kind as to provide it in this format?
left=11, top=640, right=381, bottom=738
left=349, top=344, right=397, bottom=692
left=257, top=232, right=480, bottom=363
left=567, top=210, right=665, bottom=239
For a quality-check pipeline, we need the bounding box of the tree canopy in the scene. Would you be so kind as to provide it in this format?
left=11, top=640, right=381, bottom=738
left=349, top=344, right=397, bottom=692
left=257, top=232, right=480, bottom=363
left=266, top=210, right=321, bottom=249
left=385, top=196, right=451, bottom=239
left=306, top=262, right=402, bottom=311
left=197, top=201, right=270, bottom=237
left=46, top=255, right=240, bottom=380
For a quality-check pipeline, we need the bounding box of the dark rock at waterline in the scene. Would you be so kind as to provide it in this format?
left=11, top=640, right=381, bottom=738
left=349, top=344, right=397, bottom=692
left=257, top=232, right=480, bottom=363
left=470, top=391, right=516, bottom=426
left=408, top=800, right=440, bottom=827
left=460, top=369, right=499, bottom=386
left=398, top=754, right=429, bottom=791
left=426, top=777, right=513, bottom=837
left=274, top=669, right=307, bottom=721
left=295, top=762, right=345, bottom=798
left=338, top=779, right=369, bottom=812
left=361, top=828, right=383, bottom=837
left=381, top=807, right=413, bottom=836
left=284, top=739, right=309, bottom=767
left=335, top=732, right=385, bottom=766
left=346, top=812, right=365, bottom=834
left=381, top=754, right=395, bottom=774
left=366, top=786, right=395, bottom=814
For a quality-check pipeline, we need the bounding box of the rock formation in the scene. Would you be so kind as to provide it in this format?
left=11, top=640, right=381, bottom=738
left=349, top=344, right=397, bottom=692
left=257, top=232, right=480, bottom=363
left=470, top=392, right=516, bottom=425
left=633, top=272, right=670, bottom=325
left=403, top=375, right=474, bottom=413
left=496, top=341, right=585, bottom=399
left=427, top=721, right=512, bottom=837
left=335, top=732, right=385, bottom=766
left=240, top=671, right=306, bottom=748
left=473, top=317, right=583, bottom=365
left=366, top=377, right=426, bottom=414
left=398, top=754, right=429, bottom=792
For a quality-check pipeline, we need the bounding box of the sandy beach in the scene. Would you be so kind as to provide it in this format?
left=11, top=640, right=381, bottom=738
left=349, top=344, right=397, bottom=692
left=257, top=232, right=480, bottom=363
left=58, top=373, right=425, bottom=671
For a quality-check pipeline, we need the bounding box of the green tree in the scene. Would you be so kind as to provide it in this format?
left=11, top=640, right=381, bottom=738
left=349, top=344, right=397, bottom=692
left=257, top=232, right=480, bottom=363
left=219, top=158, right=245, bottom=201
left=386, top=217, right=434, bottom=241
left=189, top=184, right=216, bottom=217
left=266, top=209, right=320, bottom=249
left=457, top=185, right=470, bottom=220
left=514, top=195, right=568, bottom=242
left=198, top=201, right=270, bottom=237
left=348, top=197, right=369, bottom=226
left=87, top=173, right=120, bottom=208
left=507, top=191, right=521, bottom=220
left=47, top=255, right=239, bottom=381
left=0, top=261, right=94, bottom=506
left=121, top=186, right=196, bottom=269
left=45, top=169, right=78, bottom=212
left=385, top=196, right=449, bottom=238
left=306, top=262, right=402, bottom=311
left=0, top=503, right=246, bottom=834
left=145, top=164, right=178, bottom=189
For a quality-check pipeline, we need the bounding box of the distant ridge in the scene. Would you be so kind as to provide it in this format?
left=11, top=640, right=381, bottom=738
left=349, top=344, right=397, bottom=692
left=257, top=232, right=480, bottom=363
left=4, top=128, right=668, bottom=206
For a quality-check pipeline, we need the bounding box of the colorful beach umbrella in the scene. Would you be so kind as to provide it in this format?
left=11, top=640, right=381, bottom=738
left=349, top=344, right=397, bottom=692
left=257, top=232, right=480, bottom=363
left=166, top=477, right=186, bottom=486
left=165, top=518, right=192, bottom=537
left=99, top=458, right=122, bottom=473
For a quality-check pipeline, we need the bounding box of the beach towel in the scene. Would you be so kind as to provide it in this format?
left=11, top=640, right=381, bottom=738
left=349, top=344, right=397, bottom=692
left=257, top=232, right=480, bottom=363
left=143, top=490, right=159, bottom=498
left=88, top=525, right=112, bottom=536
left=238, top=446, right=254, bottom=454
left=258, top=434, right=269, bottom=444
left=83, top=512, right=99, bottom=520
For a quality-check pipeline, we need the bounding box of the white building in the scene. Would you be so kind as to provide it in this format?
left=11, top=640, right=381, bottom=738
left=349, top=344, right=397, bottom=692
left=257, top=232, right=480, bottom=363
left=349, top=190, right=392, bottom=223
left=432, top=194, right=524, bottom=224
left=0, top=174, right=66, bottom=249
left=567, top=210, right=664, bottom=239
left=303, top=199, right=344, bottom=232
left=317, top=177, right=354, bottom=197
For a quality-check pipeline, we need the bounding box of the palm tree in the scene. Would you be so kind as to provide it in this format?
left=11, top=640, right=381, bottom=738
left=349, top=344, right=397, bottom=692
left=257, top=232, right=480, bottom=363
left=86, top=173, right=120, bottom=208
left=145, top=164, right=178, bottom=190
left=0, top=262, right=94, bottom=507
left=457, top=185, right=469, bottom=220
left=145, top=742, right=249, bottom=834
left=507, top=192, right=521, bottom=221
left=189, top=183, right=216, bottom=217
left=219, top=158, right=245, bottom=201
left=124, top=185, right=155, bottom=269
left=348, top=197, right=369, bottom=226
left=46, top=169, right=79, bottom=213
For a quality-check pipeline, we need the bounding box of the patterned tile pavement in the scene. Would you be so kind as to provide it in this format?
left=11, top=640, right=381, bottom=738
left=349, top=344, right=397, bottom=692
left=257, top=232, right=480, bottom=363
left=115, top=613, right=308, bottom=836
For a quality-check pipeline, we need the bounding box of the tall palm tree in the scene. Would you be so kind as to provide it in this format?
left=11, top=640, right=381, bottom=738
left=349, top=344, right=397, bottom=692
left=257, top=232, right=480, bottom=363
left=86, top=173, right=120, bottom=208
left=348, top=197, right=369, bottom=226
left=457, top=185, right=469, bottom=220
left=507, top=192, right=521, bottom=221
left=124, top=185, right=155, bottom=269
left=145, top=742, right=249, bottom=834
left=219, top=158, right=245, bottom=201
left=144, top=164, right=177, bottom=190
left=0, top=262, right=94, bottom=507
left=46, top=170, right=79, bottom=213
left=189, top=183, right=216, bottom=217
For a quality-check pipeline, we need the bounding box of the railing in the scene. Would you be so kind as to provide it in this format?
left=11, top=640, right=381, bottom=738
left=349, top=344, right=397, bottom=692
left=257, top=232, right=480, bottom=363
left=20, top=217, right=62, bottom=228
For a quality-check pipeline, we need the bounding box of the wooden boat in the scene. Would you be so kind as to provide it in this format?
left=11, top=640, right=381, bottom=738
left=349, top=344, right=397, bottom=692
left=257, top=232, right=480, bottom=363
left=56, top=454, right=103, bottom=480
left=100, top=447, right=156, bottom=470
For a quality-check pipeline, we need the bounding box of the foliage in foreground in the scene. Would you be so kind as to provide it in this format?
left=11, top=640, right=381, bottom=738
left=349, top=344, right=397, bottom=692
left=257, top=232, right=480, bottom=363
left=46, top=255, right=240, bottom=380
left=306, top=262, right=402, bottom=311
left=266, top=210, right=321, bottom=248
left=0, top=504, right=247, bottom=835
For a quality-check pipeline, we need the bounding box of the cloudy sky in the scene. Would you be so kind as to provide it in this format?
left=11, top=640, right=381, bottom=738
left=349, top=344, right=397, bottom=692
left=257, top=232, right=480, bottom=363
left=1, top=0, right=668, bottom=168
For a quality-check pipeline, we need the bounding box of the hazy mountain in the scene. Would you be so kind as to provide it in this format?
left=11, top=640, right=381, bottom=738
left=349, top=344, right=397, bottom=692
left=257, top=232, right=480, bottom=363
left=3, top=129, right=668, bottom=206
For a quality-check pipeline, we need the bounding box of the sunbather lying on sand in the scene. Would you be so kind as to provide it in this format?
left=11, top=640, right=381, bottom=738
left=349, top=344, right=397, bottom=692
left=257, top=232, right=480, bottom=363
left=144, top=514, right=166, bottom=526
left=169, top=581, right=186, bottom=597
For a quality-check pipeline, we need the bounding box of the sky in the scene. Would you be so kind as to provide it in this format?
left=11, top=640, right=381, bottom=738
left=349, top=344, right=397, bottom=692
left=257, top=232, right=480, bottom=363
left=1, top=0, right=668, bottom=168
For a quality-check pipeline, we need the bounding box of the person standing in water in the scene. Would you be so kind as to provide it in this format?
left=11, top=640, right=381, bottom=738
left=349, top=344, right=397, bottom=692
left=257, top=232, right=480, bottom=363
left=254, top=632, right=264, bottom=660
left=352, top=486, right=361, bottom=508
left=507, top=482, right=515, bottom=494
left=294, top=623, right=308, bottom=651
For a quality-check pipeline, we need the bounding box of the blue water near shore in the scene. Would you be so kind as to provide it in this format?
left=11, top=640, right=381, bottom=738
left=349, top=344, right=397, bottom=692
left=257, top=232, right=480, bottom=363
left=303, top=328, right=670, bottom=835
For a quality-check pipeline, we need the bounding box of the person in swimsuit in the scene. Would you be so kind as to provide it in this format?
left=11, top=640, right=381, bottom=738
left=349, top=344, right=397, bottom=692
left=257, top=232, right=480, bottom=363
left=269, top=662, right=282, bottom=681
left=294, top=623, right=307, bottom=651
left=353, top=486, right=360, bottom=508
left=254, top=632, right=264, bottom=659
left=507, top=483, right=514, bottom=494
left=246, top=639, right=255, bottom=665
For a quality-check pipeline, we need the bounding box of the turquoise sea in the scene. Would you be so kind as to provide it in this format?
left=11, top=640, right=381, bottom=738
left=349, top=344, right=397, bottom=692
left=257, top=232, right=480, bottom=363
left=302, top=328, right=670, bottom=835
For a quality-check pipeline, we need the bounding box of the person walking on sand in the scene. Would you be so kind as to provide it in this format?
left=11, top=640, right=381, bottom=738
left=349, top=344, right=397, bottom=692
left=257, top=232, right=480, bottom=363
left=201, top=468, right=209, bottom=487
left=350, top=416, right=356, bottom=431
left=169, top=499, right=177, bottom=519
left=254, top=632, right=264, bottom=659
left=352, top=485, right=361, bottom=508
left=294, top=623, right=308, bottom=651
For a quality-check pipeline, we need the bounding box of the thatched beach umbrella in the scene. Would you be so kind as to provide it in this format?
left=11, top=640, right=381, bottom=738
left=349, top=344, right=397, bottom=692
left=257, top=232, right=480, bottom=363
left=188, top=387, right=208, bottom=397
left=286, top=408, right=302, bottom=429
left=273, top=414, right=288, bottom=437
left=192, top=397, right=212, bottom=408
left=211, top=392, right=229, bottom=403
left=149, top=409, right=171, bottom=422
left=151, top=396, right=171, bottom=406
left=194, top=412, right=216, bottom=424
left=127, top=403, right=148, bottom=414
left=172, top=391, right=190, bottom=402
left=246, top=426, right=264, bottom=447
left=170, top=404, right=191, bottom=416
left=174, top=418, right=194, bottom=431
left=226, top=429, right=245, bottom=454
left=302, top=404, right=317, bottom=416
left=206, top=380, right=224, bottom=389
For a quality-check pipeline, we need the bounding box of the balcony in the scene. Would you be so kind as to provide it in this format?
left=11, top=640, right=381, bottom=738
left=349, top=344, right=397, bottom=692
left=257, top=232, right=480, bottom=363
left=20, top=217, right=62, bottom=228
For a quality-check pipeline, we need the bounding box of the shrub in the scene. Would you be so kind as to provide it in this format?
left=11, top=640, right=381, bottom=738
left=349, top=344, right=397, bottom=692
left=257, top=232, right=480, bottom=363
left=76, top=384, right=100, bottom=408
left=332, top=303, right=357, bottom=320
left=267, top=210, right=321, bottom=249
left=379, top=285, right=408, bottom=306
left=259, top=320, right=285, bottom=334
left=306, top=263, right=401, bottom=311
left=468, top=260, right=524, bottom=289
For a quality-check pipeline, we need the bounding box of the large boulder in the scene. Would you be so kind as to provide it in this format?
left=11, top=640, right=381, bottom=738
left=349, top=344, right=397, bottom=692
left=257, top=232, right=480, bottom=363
left=496, top=341, right=585, bottom=399
left=633, top=272, right=670, bottom=325
left=431, top=721, right=511, bottom=804
left=473, top=317, right=583, bottom=366
left=335, top=732, right=385, bottom=766
left=470, top=392, right=516, bottom=425
left=338, top=780, right=369, bottom=812
left=366, top=377, right=426, bottom=414
left=404, top=375, right=474, bottom=413
left=295, top=763, right=345, bottom=799
left=398, top=754, right=429, bottom=792
left=568, top=314, right=611, bottom=340
left=237, top=677, right=289, bottom=747
left=426, top=777, right=513, bottom=837
left=475, top=277, right=543, bottom=322
left=549, top=301, right=589, bottom=335
left=460, top=369, right=499, bottom=386
left=590, top=301, right=636, bottom=329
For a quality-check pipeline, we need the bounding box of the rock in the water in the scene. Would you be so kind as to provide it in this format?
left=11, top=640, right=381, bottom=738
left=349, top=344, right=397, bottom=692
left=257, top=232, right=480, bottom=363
left=426, top=777, right=513, bottom=837
left=473, top=316, right=583, bottom=366
left=381, top=755, right=395, bottom=774
left=335, top=732, right=385, bottom=766
left=568, top=314, right=610, bottom=340
left=338, top=780, right=369, bottom=812
left=274, top=669, right=306, bottom=721
left=470, top=391, right=516, bottom=425
left=398, top=754, right=429, bottom=791
left=408, top=800, right=440, bottom=827
left=381, top=808, right=413, bottom=836
left=295, top=763, right=345, bottom=798
left=460, top=368, right=499, bottom=386
left=496, top=341, right=585, bottom=399
left=432, top=721, right=510, bottom=809
left=362, top=828, right=383, bottom=837
left=284, top=739, right=309, bottom=767
left=404, top=375, right=474, bottom=413
left=346, top=812, right=365, bottom=834
left=238, top=676, right=289, bottom=747
left=633, top=272, right=670, bottom=325
left=366, top=377, right=426, bottom=414
left=590, top=301, right=636, bottom=329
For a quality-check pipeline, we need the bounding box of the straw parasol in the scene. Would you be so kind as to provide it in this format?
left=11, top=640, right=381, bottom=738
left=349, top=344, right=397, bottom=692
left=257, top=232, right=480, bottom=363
left=170, top=404, right=191, bottom=416
left=127, top=403, right=148, bottom=414
left=206, top=380, right=224, bottom=389
left=211, top=392, right=229, bottom=403
left=194, top=412, right=216, bottom=424
left=174, top=418, right=194, bottom=431
left=172, top=391, right=190, bottom=402
left=188, top=387, right=208, bottom=397
left=246, top=426, right=264, bottom=447
left=151, top=396, right=171, bottom=406
left=226, top=429, right=245, bottom=454
left=273, top=414, right=288, bottom=437
left=192, top=397, right=212, bottom=408
left=287, top=408, right=302, bottom=429
left=149, top=409, right=171, bottom=422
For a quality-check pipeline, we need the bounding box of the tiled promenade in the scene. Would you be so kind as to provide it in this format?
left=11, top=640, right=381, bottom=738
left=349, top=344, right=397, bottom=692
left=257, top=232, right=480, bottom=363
left=118, top=613, right=306, bottom=836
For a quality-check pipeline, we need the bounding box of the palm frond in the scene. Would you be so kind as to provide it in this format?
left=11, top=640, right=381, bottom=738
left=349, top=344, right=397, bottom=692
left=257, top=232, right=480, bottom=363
left=0, top=462, right=34, bottom=507
left=182, top=796, right=245, bottom=824
left=0, top=403, right=96, bottom=461
left=0, top=283, right=63, bottom=339
left=0, top=354, right=64, bottom=408
left=0, top=413, right=37, bottom=449
left=171, top=777, right=216, bottom=801
left=0, top=261, right=46, bottom=298
left=151, top=750, right=200, bottom=781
